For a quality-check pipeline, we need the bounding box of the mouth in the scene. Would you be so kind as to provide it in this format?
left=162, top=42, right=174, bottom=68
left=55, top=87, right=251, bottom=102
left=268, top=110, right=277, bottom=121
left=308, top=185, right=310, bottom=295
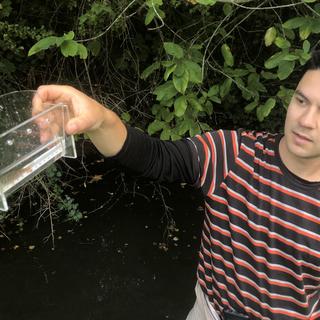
left=292, top=131, right=313, bottom=143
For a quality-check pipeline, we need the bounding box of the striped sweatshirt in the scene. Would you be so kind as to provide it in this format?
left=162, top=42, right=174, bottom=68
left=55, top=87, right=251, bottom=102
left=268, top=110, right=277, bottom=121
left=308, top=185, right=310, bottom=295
left=114, top=127, right=320, bottom=319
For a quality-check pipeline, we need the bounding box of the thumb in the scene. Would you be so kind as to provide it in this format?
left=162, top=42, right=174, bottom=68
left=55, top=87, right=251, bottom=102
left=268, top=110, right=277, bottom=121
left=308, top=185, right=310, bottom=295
left=66, top=117, right=90, bottom=135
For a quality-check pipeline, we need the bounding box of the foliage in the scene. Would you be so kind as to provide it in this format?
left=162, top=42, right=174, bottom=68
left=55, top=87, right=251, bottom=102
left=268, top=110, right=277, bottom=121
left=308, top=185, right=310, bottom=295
left=1, top=0, right=320, bottom=229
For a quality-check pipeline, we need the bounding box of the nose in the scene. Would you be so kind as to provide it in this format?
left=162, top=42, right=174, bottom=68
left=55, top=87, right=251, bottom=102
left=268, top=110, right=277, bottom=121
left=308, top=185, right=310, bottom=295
left=299, top=106, right=317, bottom=128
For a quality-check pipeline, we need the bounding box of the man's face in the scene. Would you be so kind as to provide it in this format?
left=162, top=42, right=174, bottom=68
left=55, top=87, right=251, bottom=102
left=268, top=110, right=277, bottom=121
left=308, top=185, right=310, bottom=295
left=283, top=69, right=320, bottom=161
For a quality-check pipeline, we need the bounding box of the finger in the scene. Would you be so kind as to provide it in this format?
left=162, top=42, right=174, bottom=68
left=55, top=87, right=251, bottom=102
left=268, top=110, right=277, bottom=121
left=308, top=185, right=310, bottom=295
left=36, top=85, right=73, bottom=105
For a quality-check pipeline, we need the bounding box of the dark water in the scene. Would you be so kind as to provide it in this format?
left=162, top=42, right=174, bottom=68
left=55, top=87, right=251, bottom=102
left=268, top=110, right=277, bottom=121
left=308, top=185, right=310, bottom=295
left=0, top=143, right=203, bottom=320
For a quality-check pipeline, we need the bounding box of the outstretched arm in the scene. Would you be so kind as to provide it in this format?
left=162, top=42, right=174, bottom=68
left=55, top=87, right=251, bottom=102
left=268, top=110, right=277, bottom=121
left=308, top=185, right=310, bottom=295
left=32, top=85, right=127, bottom=157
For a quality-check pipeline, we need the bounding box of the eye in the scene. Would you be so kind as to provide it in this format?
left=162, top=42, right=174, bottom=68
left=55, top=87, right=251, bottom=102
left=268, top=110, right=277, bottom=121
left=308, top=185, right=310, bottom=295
left=296, top=96, right=306, bottom=105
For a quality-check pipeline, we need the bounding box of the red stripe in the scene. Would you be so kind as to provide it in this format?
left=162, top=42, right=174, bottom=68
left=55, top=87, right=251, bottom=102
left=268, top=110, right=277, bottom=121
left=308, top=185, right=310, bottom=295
left=218, top=130, right=227, bottom=177
left=228, top=172, right=320, bottom=228
left=196, top=135, right=210, bottom=187
left=237, top=157, right=320, bottom=208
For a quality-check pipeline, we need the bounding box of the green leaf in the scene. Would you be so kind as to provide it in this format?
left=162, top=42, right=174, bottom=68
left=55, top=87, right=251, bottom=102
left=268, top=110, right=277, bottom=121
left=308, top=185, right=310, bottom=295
left=141, top=61, right=161, bottom=80
left=173, top=71, right=189, bottom=94
left=145, top=7, right=155, bottom=25
left=261, top=71, right=277, bottom=80
left=283, top=17, right=307, bottom=29
left=208, top=84, right=219, bottom=97
left=274, top=37, right=291, bottom=49
left=303, top=40, right=310, bottom=53
left=189, top=123, right=201, bottom=137
left=277, top=86, right=294, bottom=108
left=160, top=127, right=171, bottom=140
left=265, top=52, right=297, bottom=69
left=204, top=101, right=214, bottom=114
left=188, top=97, right=203, bottom=112
left=174, top=96, right=188, bottom=117
left=63, top=31, right=75, bottom=41
left=199, top=122, right=212, bottom=132
left=244, top=101, right=258, bottom=113
left=147, top=119, right=165, bottom=135
left=87, top=40, right=101, bottom=56
left=177, top=119, right=191, bottom=136
left=154, top=81, right=178, bottom=101
left=164, top=64, right=177, bottom=81
left=209, top=96, right=221, bottom=104
left=256, top=98, right=276, bottom=121
left=162, top=60, right=175, bottom=68
left=164, top=42, right=184, bottom=59
left=28, top=36, right=59, bottom=56
left=299, top=23, right=312, bottom=40
left=229, top=68, right=249, bottom=77
left=121, top=112, right=131, bottom=122
left=264, top=27, right=277, bottom=47
left=220, top=78, right=232, bottom=98
left=184, top=60, right=202, bottom=83
left=277, top=60, right=295, bottom=80
left=60, top=40, right=78, bottom=57
left=223, top=3, right=233, bottom=16
left=77, top=43, right=88, bottom=59
left=221, top=44, right=234, bottom=67
left=197, top=0, right=217, bottom=5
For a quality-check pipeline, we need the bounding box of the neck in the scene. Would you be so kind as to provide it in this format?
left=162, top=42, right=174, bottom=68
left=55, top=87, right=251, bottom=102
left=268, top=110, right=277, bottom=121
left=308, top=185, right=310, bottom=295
left=279, top=137, right=320, bottom=182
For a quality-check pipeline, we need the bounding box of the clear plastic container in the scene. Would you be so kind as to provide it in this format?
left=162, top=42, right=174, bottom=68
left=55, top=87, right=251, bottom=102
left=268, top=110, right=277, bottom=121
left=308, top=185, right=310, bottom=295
left=0, top=90, right=77, bottom=211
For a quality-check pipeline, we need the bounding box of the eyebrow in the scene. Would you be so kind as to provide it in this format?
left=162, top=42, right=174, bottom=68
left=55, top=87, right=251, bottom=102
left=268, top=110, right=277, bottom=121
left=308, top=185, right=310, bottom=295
left=295, top=89, right=310, bottom=104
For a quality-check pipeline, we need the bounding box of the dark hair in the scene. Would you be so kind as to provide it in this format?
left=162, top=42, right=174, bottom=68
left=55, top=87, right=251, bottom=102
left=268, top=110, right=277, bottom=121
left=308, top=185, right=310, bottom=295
left=300, top=49, right=320, bottom=77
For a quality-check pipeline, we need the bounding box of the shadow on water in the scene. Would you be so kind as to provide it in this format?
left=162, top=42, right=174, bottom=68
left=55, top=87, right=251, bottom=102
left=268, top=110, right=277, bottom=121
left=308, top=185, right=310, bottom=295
left=0, top=142, right=204, bottom=320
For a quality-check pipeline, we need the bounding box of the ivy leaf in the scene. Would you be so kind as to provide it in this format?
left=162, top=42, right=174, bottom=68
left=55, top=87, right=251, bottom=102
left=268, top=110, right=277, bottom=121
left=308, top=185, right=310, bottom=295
left=174, top=96, right=188, bottom=117
left=264, top=27, right=277, bottom=47
left=164, top=42, right=184, bottom=59
left=60, top=40, right=78, bottom=57
left=184, top=60, right=202, bottom=83
left=173, top=71, right=189, bottom=94
left=221, top=44, right=234, bottom=67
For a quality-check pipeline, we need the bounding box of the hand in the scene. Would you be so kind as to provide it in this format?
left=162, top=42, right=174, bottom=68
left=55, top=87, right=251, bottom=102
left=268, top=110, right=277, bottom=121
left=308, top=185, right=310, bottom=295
left=32, top=84, right=127, bottom=157
left=32, top=85, right=106, bottom=136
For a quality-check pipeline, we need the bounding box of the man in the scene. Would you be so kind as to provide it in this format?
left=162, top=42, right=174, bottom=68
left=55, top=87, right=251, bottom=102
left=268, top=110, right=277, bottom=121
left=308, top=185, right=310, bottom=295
left=33, top=51, right=320, bottom=319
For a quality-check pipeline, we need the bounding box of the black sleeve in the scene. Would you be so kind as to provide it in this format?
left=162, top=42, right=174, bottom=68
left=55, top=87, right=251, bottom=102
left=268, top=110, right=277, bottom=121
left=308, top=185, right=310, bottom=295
left=109, top=126, right=199, bottom=185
